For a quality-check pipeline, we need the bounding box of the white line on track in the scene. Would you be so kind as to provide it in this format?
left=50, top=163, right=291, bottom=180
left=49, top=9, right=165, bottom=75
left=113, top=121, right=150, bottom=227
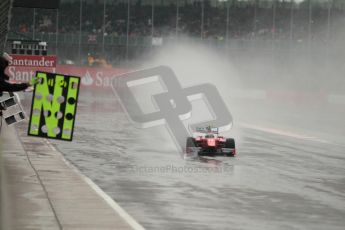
left=238, top=122, right=329, bottom=143
left=44, top=139, right=146, bottom=230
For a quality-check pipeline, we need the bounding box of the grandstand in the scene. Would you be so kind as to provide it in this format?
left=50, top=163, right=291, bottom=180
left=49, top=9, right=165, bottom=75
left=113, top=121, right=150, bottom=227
left=5, top=0, right=344, bottom=63
left=3, top=0, right=345, bottom=92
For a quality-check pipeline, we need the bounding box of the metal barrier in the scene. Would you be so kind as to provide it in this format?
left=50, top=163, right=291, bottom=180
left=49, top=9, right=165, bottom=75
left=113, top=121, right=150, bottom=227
left=0, top=0, right=12, bottom=53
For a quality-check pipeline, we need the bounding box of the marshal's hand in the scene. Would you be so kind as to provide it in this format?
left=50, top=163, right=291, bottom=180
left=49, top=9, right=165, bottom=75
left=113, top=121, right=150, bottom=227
left=29, top=76, right=40, bottom=86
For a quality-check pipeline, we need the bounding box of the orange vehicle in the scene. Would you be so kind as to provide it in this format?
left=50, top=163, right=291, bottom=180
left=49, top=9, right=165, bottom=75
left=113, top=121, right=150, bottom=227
left=186, top=126, right=236, bottom=157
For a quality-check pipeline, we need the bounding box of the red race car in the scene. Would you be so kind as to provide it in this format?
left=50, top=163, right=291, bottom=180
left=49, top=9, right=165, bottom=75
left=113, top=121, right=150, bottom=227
left=186, top=126, right=236, bottom=157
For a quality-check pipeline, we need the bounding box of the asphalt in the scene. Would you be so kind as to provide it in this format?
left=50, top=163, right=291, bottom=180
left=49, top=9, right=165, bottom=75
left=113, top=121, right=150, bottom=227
left=51, top=92, right=345, bottom=230
left=0, top=123, right=144, bottom=230
left=1, top=90, right=344, bottom=230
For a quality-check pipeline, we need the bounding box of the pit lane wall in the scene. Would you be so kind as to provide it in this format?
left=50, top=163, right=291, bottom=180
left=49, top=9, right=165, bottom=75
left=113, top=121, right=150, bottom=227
left=6, top=65, right=345, bottom=105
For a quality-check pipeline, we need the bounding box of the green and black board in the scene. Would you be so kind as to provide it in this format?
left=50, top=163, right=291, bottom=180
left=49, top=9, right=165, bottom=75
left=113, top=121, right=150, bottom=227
left=28, top=72, right=80, bottom=141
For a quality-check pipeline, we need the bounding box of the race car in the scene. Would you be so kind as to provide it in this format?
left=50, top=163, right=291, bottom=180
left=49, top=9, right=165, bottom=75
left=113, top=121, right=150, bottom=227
left=186, top=126, right=236, bottom=157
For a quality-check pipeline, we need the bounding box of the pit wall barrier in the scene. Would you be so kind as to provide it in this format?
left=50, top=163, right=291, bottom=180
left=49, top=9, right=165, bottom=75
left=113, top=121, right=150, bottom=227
left=6, top=65, right=128, bottom=91
left=6, top=65, right=345, bottom=105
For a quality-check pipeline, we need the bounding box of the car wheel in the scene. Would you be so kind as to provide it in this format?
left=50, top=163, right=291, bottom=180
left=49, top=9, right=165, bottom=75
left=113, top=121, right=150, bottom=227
left=186, top=137, right=195, bottom=148
left=225, top=138, right=236, bottom=157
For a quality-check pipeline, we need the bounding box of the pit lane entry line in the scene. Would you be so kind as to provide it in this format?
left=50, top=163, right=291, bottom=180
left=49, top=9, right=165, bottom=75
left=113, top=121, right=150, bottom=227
left=44, top=139, right=146, bottom=230
left=238, top=122, right=329, bottom=144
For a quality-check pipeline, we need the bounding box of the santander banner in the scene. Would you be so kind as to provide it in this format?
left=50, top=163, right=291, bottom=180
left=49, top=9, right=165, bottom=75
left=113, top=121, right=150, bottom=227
left=56, top=65, right=128, bottom=89
left=9, top=54, right=57, bottom=68
left=6, top=64, right=128, bottom=90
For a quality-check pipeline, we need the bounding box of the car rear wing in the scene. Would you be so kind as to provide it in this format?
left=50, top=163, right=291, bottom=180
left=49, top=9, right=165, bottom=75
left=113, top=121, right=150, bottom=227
left=196, top=126, right=219, bottom=134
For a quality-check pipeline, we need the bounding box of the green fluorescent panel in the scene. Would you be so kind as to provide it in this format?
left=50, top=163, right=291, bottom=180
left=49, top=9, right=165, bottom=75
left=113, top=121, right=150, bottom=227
left=28, top=72, right=80, bottom=141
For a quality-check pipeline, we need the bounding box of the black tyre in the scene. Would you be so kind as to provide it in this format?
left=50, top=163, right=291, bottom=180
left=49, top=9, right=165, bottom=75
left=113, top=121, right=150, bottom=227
left=186, top=137, right=195, bottom=148
left=225, top=138, right=236, bottom=157
left=225, top=138, right=235, bottom=148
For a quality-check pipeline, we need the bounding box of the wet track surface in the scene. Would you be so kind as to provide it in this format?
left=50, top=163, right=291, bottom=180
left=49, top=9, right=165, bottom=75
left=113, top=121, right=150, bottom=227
left=35, top=92, right=345, bottom=230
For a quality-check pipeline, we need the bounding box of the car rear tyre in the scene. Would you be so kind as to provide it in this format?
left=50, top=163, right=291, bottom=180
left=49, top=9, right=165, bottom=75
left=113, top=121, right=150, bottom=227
left=186, top=137, right=195, bottom=148
left=225, top=138, right=235, bottom=157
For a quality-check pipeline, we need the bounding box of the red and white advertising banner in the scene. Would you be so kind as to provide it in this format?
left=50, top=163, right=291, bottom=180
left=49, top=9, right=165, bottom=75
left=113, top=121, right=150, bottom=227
left=6, top=64, right=129, bottom=90
left=9, top=54, right=57, bottom=68
left=6, top=66, right=56, bottom=83
left=55, top=65, right=128, bottom=90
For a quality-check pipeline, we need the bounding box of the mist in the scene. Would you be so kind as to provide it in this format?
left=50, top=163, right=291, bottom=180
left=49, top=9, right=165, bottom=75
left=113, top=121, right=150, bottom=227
left=128, top=22, right=345, bottom=142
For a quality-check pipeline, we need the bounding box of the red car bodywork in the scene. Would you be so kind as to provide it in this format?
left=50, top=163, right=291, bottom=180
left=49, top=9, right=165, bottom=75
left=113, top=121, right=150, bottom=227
left=186, top=127, right=236, bottom=157
left=188, top=134, right=236, bottom=156
left=195, top=135, right=225, bottom=148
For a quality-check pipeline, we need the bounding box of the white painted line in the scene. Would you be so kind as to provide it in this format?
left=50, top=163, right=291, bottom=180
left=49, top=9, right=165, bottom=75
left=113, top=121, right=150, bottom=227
left=45, top=140, right=146, bottom=230
left=45, top=139, right=57, bottom=151
left=81, top=176, right=146, bottom=230
left=239, top=122, right=329, bottom=143
left=328, top=94, right=345, bottom=105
